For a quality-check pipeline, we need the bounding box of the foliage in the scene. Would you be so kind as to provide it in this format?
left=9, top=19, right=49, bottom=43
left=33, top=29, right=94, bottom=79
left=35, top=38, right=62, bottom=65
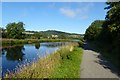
left=84, top=2, right=120, bottom=68
left=78, top=40, right=84, bottom=47
left=58, top=34, right=68, bottom=39
left=99, top=2, right=120, bottom=54
left=2, top=39, right=70, bottom=46
left=34, top=32, right=41, bottom=39
left=101, top=2, right=120, bottom=67
left=6, top=22, right=25, bottom=39
left=101, top=2, right=120, bottom=43
left=2, top=22, right=82, bottom=39
left=0, top=27, right=6, bottom=38
left=84, top=20, right=104, bottom=41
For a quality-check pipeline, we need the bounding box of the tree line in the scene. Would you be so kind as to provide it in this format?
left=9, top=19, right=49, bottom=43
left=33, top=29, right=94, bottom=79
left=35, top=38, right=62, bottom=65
left=84, top=2, right=120, bottom=68
left=0, top=22, right=82, bottom=39
left=1, top=22, right=25, bottom=39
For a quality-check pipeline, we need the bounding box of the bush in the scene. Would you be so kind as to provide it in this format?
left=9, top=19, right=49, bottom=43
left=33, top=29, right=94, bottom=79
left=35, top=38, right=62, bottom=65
left=78, top=41, right=84, bottom=47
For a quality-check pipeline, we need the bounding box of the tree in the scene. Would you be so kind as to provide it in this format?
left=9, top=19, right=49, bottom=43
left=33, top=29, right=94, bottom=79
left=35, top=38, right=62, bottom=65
left=6, top=22, right=25, bottom=39
left=102, top=2, right=120, bottom=42
left=59, top=34, right=67, bottom=39
left=34, top=32, right=41, bottom=39
left=84, top=2, right=120, bottom=68
left=35, top=43, right=40, bottom=49
left=0, top=27, right=7, bottom=38
left=4, top=46, right=25, bottom=61
left=102, top=2, right=120, bottom=53
left=84, top=20, right=104, bottom=41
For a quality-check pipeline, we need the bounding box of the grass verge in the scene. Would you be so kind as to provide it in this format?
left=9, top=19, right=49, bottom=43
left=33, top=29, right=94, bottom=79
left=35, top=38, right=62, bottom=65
left=1, top=39, right=70, bottom=46
left=51, top=47, right=83, bottom=78
left=4, top=42, right=83, bottom=78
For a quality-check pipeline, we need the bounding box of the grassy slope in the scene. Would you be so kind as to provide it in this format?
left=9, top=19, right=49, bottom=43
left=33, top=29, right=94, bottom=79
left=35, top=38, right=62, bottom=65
left=51, top=47, right=83, bottom=78
left=5, top=43, right=83, bottom=78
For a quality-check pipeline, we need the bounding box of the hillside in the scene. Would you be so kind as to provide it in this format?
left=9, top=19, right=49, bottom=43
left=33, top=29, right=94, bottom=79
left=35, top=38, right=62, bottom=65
left=1, top=27, right=84, bottom=39
left=26, top=30, right=81, bottom=35
left=25, top=30, right=83, bottom=39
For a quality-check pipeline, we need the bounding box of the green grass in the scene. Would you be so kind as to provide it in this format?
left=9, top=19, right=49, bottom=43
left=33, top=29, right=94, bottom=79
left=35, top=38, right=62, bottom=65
left=51, top=47, right=83, bottom=78
left=2, top=39, right=70, bottom=46
left=4, top=43, right=83, bottom=78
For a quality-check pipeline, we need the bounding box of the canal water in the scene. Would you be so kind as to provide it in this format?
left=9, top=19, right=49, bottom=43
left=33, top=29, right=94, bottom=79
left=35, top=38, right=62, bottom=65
left=0, top=42, right=68, bottom=76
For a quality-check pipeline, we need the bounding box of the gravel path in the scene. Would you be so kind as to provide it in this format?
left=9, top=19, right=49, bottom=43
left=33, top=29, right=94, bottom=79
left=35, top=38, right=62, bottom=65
left=80, top=43, right=120, bottom=78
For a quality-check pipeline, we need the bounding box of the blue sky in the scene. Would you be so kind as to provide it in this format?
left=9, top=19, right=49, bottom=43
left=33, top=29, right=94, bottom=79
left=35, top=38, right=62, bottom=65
left=2, top=2, right=107, bottom=34
left=0, top=2, right=2, bottom=26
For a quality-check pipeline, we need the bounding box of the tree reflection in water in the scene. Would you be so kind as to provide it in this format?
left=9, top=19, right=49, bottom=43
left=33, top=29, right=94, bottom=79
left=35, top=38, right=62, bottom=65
left=3, top=46, right=25, bottom=61
left=35, top=43, right=40, bottom=49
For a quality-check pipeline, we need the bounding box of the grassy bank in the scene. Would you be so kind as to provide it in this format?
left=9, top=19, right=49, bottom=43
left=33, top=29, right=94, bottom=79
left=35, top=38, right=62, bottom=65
left=1, top=39, right=70, bottom=46
left=5, top=42, right=83, bottom=78
left=51, top=47, right=83, bottom=78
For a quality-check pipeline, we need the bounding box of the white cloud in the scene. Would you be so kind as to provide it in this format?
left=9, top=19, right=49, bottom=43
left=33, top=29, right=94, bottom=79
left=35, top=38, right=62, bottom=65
left=60, top=8, right=77, bottom=18
left=59, top=3, right=94, bottom=19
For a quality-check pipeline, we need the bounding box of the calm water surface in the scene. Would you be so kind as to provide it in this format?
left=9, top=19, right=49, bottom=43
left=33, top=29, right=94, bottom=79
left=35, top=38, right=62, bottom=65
left=1, top=42, right=68, bottom=76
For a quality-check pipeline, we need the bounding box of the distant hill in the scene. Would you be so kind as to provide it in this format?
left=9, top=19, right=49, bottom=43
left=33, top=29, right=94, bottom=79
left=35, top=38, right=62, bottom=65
left=25, top=30, right=84, bottom=39
left=26, top=30, right=83, bottom=35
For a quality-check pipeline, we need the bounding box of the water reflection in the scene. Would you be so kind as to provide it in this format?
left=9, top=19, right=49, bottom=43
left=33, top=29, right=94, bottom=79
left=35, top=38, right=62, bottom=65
left=35, top=43, right=40, bottom=49
left=3, top=46, right=25, bottom=61
left=1, top=42, right=68, bottom=76
left=40, top=42, right=67, bottom=47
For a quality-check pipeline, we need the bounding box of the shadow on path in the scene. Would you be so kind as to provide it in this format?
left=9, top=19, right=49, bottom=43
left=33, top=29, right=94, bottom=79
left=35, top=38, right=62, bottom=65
left=83, top=42, right=120, bottom=77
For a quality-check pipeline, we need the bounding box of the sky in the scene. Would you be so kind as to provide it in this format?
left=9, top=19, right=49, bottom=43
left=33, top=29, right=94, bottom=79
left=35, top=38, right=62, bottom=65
left=2, top=2, right=107, bottom=34
left=0, top=2, right=2, bottom=27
